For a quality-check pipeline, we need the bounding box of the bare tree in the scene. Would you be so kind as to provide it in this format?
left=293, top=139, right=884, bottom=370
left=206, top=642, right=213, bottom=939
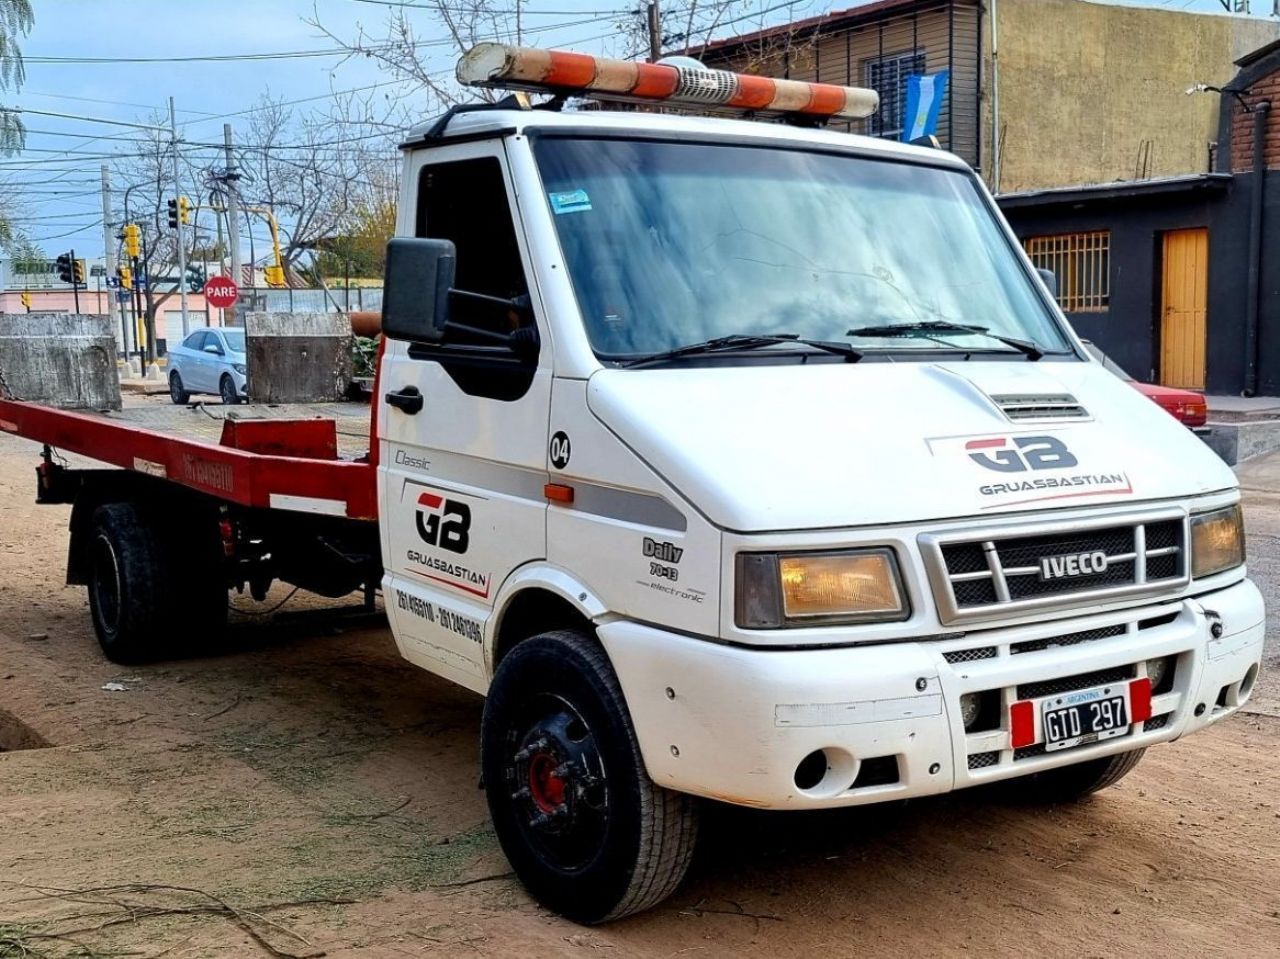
left=306, top=0, right=748, bottom=111
left=223, top=93, right=400, bottom=284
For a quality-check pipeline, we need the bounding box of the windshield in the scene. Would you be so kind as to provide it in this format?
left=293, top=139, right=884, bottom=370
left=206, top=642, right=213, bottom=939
left=222, top=330, right=245, bottom=353
left=534, top=137, right=1072, bottom=361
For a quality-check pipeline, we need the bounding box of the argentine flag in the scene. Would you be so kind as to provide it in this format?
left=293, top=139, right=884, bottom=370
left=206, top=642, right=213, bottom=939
left=901, top=70, right=950, bottom=142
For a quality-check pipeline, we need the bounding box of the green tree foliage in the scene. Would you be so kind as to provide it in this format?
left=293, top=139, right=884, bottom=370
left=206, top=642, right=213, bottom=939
left=315, top=198, right=397, bottom=281
left=0, top=0, right=32, bottom=155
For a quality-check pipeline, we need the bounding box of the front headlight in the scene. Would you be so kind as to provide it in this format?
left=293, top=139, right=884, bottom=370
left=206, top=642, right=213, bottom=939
left=233, top=363, right=247, bottom=375
left=1191, top=505, right=1245, bottom=578
left=735, top=548, right=908, bottom=628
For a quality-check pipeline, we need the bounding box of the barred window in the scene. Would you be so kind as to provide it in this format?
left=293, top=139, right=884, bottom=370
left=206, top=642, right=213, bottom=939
left=1023, top=231, right=1110, bottom=313
left=863, top=50, right=927, bottom=139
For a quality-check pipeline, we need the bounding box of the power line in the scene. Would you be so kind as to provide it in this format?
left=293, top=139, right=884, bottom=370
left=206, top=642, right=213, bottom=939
left=351, top=0, right=634, bottom=11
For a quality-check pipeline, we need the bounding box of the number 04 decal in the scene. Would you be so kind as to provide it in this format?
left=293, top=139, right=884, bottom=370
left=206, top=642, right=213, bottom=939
left=415, top=491, right=471, bottom=554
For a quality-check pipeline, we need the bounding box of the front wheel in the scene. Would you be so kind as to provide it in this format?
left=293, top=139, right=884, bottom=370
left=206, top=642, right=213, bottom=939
left=481, top=630, right=699, bottom=924
left=1018, top=748, right=1146, bottom=802
left=169, top=371, right=189, bottom=405
left=219, top=374, right=242, bottom=405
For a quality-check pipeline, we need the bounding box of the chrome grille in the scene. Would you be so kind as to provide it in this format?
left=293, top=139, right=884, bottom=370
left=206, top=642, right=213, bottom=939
left=921, top=510, right=1188, bottom=625
left=991, top=393, right=1088, bottom=421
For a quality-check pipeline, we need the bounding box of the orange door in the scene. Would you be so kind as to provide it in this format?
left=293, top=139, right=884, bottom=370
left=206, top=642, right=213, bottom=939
left=1160, top=228, right=1208, bottom=389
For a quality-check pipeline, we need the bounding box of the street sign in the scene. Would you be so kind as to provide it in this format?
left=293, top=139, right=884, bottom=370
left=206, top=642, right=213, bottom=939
left=204, top=275, right=238, bottom=309
left=106, top=276, right=119, bottom=289
left=115, top=290, right=130, bottom=303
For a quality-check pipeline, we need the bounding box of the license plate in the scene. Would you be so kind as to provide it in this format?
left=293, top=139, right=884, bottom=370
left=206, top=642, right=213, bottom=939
left=1041, top=684, right=1130, bottom=752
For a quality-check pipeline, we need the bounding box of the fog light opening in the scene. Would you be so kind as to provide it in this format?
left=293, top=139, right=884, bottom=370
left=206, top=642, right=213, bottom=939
left=794, top=749, right=828, bottom=791
left=1146, top=655, right=1177, bottom=695
left=792, top=747, right=858, bottom=796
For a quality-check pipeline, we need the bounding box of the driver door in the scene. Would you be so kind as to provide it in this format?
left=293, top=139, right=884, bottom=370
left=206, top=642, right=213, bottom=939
left=378, top=142, right=552, bottom=693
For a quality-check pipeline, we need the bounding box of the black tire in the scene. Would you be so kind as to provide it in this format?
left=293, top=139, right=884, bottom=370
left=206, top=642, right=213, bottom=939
left=481, top=630, right=699, bottom=924
left=169, top=371, right=189, bottom=405
left=1018, top=748, right=1146, bottom=803
left=86, top=501, right=227, bottom=664
left=220, top=374, right=241, bottom=405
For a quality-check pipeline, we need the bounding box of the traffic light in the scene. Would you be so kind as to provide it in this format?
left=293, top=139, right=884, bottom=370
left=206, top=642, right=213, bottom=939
left=55, top=252, right=73, bottom=284
left=178, top=196, right=191, bottom=225
left=119, top=265, right=133, bottom=290
left=167, top=198, right=178, bottom=230
left=263, top=264, right=285, bottom=288
left=122, top=223, right=140, bottom=258
left=20, top=291, right=31, bottom=311
left=73, top=259, right=85, bottom=285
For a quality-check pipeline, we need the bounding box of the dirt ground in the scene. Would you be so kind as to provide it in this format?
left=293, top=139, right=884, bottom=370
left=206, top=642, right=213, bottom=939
left=2, top=425, right=1280, bottom=958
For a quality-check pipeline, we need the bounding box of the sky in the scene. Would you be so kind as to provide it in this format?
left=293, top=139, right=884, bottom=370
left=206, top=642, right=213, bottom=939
left=6, top=0, right=1276, bottom=259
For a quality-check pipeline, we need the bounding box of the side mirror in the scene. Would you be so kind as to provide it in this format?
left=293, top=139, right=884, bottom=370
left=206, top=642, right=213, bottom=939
left=1036, top=267, right=1059, bottom=299
left=382, top=237, right=456, bottom=342
left=203, top=344, right=223, bottom=355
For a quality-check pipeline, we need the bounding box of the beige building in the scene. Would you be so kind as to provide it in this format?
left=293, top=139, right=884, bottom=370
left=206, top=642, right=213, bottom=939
left=699, top=0, right=1280, bottom=193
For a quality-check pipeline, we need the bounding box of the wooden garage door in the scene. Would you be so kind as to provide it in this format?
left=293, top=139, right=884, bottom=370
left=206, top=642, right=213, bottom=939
left=1160, top=228, right=1208, bottom=390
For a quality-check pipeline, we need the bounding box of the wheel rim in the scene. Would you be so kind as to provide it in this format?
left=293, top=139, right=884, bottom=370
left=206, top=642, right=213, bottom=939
left=90, top=533, right=122, bottom=637
left=221, top=378, right=235, bottom=403
left=504, top=693, right=609, bottom=874
left=170, top=375, right=182, bottom=400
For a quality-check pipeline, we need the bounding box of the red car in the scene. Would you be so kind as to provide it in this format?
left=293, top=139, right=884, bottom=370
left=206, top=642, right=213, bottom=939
left=1083, top=341, right=1208, bottom=428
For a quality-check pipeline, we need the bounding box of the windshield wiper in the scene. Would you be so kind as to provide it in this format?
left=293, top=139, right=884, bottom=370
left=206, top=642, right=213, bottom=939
left=619, top=333, right=862, bottom=369
left=846, top=320, right=1044, bottom=360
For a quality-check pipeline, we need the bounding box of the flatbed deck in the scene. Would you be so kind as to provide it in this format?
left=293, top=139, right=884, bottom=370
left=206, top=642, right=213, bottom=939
left=97, top=402, right=372, bottom=458
left=0, top=398, right=377, bottom=520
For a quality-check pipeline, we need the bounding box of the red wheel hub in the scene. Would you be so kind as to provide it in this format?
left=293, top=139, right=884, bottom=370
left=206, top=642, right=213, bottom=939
left=528, top=752, right=567, bottom=813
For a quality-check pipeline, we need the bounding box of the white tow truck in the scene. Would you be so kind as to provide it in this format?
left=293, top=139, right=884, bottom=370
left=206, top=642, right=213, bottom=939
left=0, top=45, right=1264, bottom=923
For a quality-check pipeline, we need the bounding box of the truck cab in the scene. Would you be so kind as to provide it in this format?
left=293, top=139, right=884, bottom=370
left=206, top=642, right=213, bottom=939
left=374, top=61, right=1262, bottom=923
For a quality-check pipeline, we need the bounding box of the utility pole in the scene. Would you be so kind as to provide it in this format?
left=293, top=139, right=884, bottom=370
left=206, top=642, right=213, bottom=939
left=140, top=232, right=156, bottom=364
left=170, top=97, right=190, bottom=338
left=647, top=0, right=662, bottom=61
left=100, top=164, right=125, bottom=356
left=223, top=122, right=242, bottom=326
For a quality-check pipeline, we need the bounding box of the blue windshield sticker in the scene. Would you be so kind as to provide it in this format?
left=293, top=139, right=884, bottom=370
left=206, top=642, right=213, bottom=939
left=548, top=189, right=592, bottom=215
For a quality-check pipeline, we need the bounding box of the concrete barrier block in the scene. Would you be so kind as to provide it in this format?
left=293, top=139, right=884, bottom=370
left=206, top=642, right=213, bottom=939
left=244, top=312, right=353, bottom=404
left=0, top=313, right=122, bottom=410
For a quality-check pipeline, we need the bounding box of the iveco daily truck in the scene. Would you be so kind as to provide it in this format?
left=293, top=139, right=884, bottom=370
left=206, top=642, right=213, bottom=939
left=0, top=44, right=1263, bottom=923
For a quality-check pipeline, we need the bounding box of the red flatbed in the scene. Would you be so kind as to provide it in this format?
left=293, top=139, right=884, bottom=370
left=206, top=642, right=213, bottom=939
left=0, top=398, right=378, bottom=520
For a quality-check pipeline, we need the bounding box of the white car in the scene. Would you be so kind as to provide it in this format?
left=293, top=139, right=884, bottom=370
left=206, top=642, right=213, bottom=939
left=167, top=328, right=247, bottom=405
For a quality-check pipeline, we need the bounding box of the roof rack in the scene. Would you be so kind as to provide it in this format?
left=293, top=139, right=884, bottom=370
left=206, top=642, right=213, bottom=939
left=455, top=43, right=879, bottom=124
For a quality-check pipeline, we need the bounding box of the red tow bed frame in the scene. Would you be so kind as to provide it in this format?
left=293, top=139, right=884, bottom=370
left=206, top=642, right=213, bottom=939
left=0, top=399, right=378, bottom=521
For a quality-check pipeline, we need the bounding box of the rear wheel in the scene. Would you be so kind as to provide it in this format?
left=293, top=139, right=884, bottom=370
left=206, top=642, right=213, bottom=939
left=220, top=374, right=241, bottom=405
left=481, top=630, right=699, bottom=923
left=86, top=501, right=227, bottom=664
left=1019, top=748, right=1146, bottom=802
left=169, top=371, right=189, bottom=405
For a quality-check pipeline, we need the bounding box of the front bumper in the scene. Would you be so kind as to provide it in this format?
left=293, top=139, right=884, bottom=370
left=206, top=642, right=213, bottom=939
left=598, top=578, right=1264, bottom=809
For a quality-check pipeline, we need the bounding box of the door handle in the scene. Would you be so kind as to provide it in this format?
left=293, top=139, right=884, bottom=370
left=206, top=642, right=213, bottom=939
left=385, top=385, right=424, bottom=414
